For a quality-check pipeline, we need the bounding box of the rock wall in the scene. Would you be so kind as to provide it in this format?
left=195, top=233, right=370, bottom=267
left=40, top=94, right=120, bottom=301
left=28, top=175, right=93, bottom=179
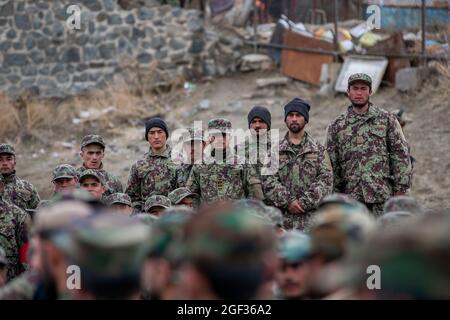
left=0, top=0, right=244, bottom=97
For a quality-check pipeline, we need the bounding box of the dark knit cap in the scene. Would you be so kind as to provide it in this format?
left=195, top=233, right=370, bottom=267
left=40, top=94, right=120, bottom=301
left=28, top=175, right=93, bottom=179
left=145, top=117, right=168, bottom=141
left=284, top=98, right=310, bottom=123
left=247, top=106, right=271, bottom=129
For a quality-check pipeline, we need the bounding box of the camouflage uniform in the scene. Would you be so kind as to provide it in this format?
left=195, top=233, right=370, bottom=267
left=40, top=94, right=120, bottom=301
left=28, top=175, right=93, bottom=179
left=0, top=144, right=40, bottom=211
left=262, top=132, right=333, bottom=230
left=168, top=187, right=198, bottom=205
left=176, top=128, right=205, bottom=188
left=143, top=195, right=171, bottom=213
left=0, top=175, right=31, bottom=281
left=233, top=199, right=284, bottom=228
left=0, top=270, right=39, bottom=300
left=51, top=164, right=79, bottom=197
left=77, top=135, right=123, bottom=197
left=325, top=74, right=412, bottom=217
left=126, top=145, right=177, bottom=212
left=186, top=119, right=264, bottom=204
left=383, top=195, right=420, bottom=215
left=104, top=192, right=132, bottom=207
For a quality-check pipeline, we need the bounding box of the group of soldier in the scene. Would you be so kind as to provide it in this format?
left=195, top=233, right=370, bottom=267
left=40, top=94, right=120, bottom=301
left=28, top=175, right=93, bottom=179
left=0, top=73, right=448, bottom=300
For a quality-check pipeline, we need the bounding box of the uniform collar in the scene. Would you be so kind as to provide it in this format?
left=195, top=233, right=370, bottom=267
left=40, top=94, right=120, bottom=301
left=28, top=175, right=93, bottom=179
left=147, top=145, right=171, bottom=158
left=347, top=103, right=379, bottom=124
left=279, top=132, right=316, bottom=155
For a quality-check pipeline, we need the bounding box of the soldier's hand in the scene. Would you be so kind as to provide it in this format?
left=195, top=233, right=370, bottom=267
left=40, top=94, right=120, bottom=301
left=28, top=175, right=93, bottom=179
left=288, top=200, right=303, bottom=215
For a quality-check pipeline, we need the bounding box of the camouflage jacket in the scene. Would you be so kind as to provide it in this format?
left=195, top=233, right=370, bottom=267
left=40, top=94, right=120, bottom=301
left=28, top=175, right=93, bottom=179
left=186, top=149, right=264, bottom=204
left=176, top=163, right=193, bottom=188
left=77, top=164, right=123, bottom=197
left=1, top=172, right=40, bottom=211
left=235, top=133, right=272, bottom=177
left=125, top=146, right=177, bottom=211
left=0, top=197, right=31, bottom=281
left=325, top=104, right=412, bottom=204
left=0, top=270, right=38, bottom=300
left=262, top=132, right=333, bottom=229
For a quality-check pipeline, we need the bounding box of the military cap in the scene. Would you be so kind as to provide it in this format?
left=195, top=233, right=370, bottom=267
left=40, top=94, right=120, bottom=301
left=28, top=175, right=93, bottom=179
left=168, top=187, right=198, bottom=205
left=233, top=199, right=283, bottom=227
left=78, top=169, right=104, bottom=185
left=80, top=134, right=105, bottom=149
left=0, top=246, right=8, bottom=265
left=208, top=118, right=232, bottom=134
left=183, top=127, right=206, bottom=143
left=383, top=196, right=421, bottom=215
left=278, top=231, right=312, bottom=263
left=159, top=206, right=195, bottom=218
left=144, top=195, right=171, bottom=212
left=105, top=193, right=132, bottom=207
left=378, top=210, right=414, bottom=228
left=61, top=214, right=151, bottom=284
left=348, top=73, right=372, bottom=87
left=319, top=193, right=362, bottom=208
left=52, top=164, right=78, bottom=181
left=50, top=188, right=98, bottom=205
left=0, top=144, right=15, bottom=156
left=132, top=213, right=159, bottom=226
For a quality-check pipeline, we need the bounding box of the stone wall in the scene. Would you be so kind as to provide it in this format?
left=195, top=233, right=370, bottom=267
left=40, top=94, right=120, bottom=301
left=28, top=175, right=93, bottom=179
left=0, top=0, right=245, bottom=97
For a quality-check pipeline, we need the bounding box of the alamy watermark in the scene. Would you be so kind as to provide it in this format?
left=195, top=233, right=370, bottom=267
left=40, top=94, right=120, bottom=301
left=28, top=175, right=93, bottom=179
left=66, top=4, right=81, bottom=31
left=366, top=265, right=381, bottom=290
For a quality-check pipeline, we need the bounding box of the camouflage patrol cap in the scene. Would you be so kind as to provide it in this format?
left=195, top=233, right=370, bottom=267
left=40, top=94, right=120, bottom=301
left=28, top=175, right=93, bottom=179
left=52, top=164, right=78, bottom=181
left=183, top=127, right=206, bottom=143
left=50, top=188, right=98, bottom=205
left=319, top=193, right=362, bottom=208
left=348, top=73, right=372, bottom=87
left=62, top=214, right=151, bottom=289
left=0, top=246, right=7, bottom=265
left=383, top=196, right=421, bottom=215
left=78, top=169, right=104, bottom=185
left=378, top=210, right=414, bottom=229
left=233, top=199, right=283, bottom=227
left=208, top=118, right=232, bottom=134
left=0, top=144, right=15, bottom=156
left=132, top=213, right=159, bottom=226
left=159, top=206, right=195, bottom=218
left=278, top=231, right=312, bottom=263
left=144, top=195, right=171, bottom=213
left=80, top=134, right=105, bottom=149
left=168, top=187, right=198, bottom=205
left=105, top=193, right=132, bottom=207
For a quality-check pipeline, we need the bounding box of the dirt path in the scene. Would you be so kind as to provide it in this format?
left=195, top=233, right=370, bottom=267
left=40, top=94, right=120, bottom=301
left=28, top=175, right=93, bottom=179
left=16, top=70, right=450, bottom=210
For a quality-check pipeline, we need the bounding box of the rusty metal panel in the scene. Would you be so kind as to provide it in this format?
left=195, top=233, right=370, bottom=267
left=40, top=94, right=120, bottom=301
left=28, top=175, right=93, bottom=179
left=280, top=30, right=334, bottom=85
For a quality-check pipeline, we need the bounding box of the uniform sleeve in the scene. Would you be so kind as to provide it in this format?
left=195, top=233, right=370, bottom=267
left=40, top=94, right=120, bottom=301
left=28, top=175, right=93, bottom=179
left=387, top=117, right=412, bottom=193
left=186, top=165, right=201, bottom=198
left=28, top=184, right=40, bottom=210
left=112, top=175, right=124, bottom=193
left=244, top=164, right=264, bottom=200
left=325, top=124, right=344, bottom=193
left=125, top=162, right=142, bottom=211
left=261, top=159, right=296, bottom=209
left=298, top=149, right=334, bottom=211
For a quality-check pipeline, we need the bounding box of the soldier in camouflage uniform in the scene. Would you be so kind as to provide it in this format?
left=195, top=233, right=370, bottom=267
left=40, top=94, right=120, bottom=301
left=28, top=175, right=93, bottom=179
left=168, top=187, right=198, bottom=208
left=77, top=135, right=123, bottom=197
left=176, top=128, right=206, bottom=188
left=325, top=73, right=412, bottom=217
left=262, top=98, right=333, bottom=230
left=186, top=118, right=264, bottom=204
left=78, top=169, right=106, bottom=201
left=104, top=193, right=133, bottom=215
left=0, top=144, right=40, bottom=211
left=51, top=164, right=79, bottom=196
left=0, top=175, right=31, bottom=281
left=143, top=195, right=171, bottom=216
left=57, top=213, right=151, bottom=300
left=126, top=118, right=177, bottom=211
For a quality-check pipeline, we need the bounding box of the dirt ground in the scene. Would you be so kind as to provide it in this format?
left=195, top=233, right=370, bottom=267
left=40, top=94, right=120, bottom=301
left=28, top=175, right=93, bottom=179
left=15, top=69, right=450, bottom=211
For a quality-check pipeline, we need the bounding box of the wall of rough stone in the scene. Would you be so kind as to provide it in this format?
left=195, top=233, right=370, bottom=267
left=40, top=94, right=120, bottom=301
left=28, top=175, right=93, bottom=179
left=0, top=0, right=244, bottom=97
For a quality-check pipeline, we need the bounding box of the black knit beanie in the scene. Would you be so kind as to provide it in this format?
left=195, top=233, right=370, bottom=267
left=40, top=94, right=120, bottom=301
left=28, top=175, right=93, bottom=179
left=284, top=98, right=310, bottom=123
left=247, top=106, right=271, bottom=129
left=144, top=117, right=168, bottom=141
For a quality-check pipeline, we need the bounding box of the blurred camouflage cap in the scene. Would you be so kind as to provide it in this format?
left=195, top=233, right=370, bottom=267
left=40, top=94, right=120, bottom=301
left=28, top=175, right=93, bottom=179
left=378, top=210, right=414, bottom=229
left=184, top=207, right=274, bottom=265
left=319, top=193, right=362, bottom=208
left=233, top=199, right=283, bottom=227
left=80, top=134, right=105, bottom=149
left=63, top=213, right=151, bottom=282
left=0, top=246, right=7, bottom=265
left=36, top=200, right=51, bottom=210
left=52, top=164, right=78, bottom=181
left=278, top=231, right=312, bottom=263
left=132, top=213, right=159, bottom=226
left=50, top=188, right=100, bottom=206
left=183, top=127, right=206, bottom=143
left=144, top=195, right=171, bottom=212
left=168, top=187, right=198, bottom=205
left=0, top=144, right=15, bottom=156
left=383, top=196, right=421, bottom=215
left=208, top=118, right=232, bottom=134
left=78, top=169, right=104, bottom=185
left=348, top=73, right=372, bottom=87
left=310, top=204, right=375, bottom=261
left=105, top=193, right=132, bottom=207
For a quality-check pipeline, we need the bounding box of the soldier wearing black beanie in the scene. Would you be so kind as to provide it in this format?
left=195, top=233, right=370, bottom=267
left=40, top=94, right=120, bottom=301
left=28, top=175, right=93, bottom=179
left=248, top=106, right=272, bottom=129
left=144, top=117, right=169, bottom=141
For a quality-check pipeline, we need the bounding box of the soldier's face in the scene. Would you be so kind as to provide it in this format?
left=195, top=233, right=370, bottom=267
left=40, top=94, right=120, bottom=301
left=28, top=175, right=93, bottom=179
left=179, top=196, right=194, bottom=208
left=80, top=144, right=104, bottom=169
left=347, top=83, right=372, bottom=108
left=286, top=112, right=306, bottom=134
left=148, top=128, right=167, bottom=151
left=80, top=177, right=105, bottom=200
left=149, top=206, right=165, bottom=216
left=0, top=154, right=16, bottom=174
left=53, top=177, right=78, bottom=193
left=275, top=259, right=310, bottom=299
left=250, top=118, right=269, bottom=134
left=110, top=203, right=133, bottom=215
